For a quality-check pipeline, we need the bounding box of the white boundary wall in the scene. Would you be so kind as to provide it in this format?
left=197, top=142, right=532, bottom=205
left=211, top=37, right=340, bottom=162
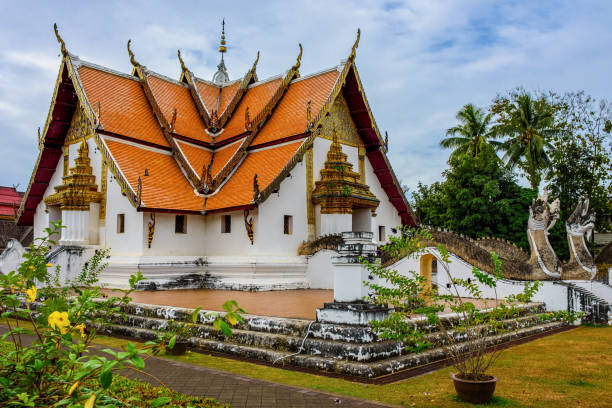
left=387, top=247, right=576, bottom=311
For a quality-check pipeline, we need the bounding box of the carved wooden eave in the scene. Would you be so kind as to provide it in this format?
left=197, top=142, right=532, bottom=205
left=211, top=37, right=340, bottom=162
left=254, top=31, right=415, bottom=227
left=207, top=45, right=304, bottom=196
left=178, top=50, right=212, bottom=128
left=130, top=54, right=205, bottom=192
left=217, top=51, right=260, bottom=129
left=17, top=31, right=142, bottom=225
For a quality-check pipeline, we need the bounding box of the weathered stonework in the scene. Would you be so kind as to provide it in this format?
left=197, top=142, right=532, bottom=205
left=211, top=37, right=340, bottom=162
left=91, top=301, right=569, bottom=378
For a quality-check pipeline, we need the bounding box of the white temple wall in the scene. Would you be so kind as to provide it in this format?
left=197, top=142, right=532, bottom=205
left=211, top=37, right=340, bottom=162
left=203, top=210, right=257, bottom=256
left=388, top=248, right=570, bottom=311
left=142, top=213, right=206, bottom=256
left=257, top=159, right=308, bottom=256
left=363, top=158, right=402, bottom=244
left=33, top=153, right=65, bottom=242
left=104, top=174, right=143, bottom=256
left=306, top=249, right=336, bottom=289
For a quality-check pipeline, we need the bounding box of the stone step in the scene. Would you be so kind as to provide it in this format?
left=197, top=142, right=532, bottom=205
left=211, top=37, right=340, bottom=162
left=118, top=301, right=546, bottom=343
left=97, top=319, right=568, bottom=378
left=105, top=309, right=558, bottom=363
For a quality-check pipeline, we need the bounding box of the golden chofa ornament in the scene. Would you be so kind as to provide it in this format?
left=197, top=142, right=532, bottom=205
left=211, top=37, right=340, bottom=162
left=311, top=124, right=379, bottom=215
left=44, top=139, right=102, bottom=211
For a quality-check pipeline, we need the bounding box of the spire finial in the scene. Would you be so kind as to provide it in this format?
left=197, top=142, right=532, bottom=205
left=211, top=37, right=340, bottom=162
left=53, top=23, right=68, bottom=57
left=212, top=19, right=230, bottom=84
left=219, top=18, right=227, bottom=54
left=127, top=39, right=139, bottom=67
left=177, top=49, right=187, bottom=72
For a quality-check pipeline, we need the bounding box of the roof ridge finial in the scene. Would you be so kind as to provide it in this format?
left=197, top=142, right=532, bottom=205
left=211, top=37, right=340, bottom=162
left=293, top=43, right=303, bottom=70
left=349, top=28, right=361, bottom=61
left=177, top=49, right=187, bottom=72
left=53, top=23, right=68, bottom=57
left=212, top=19, right=230, bottom=84
left=127, top=39, right=140, bottom=67
left=219, top=18, right=227, bottom=54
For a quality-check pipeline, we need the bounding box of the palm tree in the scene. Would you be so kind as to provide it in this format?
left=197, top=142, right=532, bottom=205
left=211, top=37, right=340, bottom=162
left=441, top=104, right=501, bottom=159
left=495, top=93, right=557, bottom=192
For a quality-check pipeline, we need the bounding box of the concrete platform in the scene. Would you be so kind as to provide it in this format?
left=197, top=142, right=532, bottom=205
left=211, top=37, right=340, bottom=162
left=103, top=288, right=334, bottom=320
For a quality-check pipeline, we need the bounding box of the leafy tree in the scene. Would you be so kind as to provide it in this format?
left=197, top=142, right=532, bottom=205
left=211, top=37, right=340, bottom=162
left=491, top=91, right=559, bottom=192
left=545, top=91, right=611, bottom=236
left=412, top=144, right=535, bottom=250
left=440, top=103, right=501, bottom=159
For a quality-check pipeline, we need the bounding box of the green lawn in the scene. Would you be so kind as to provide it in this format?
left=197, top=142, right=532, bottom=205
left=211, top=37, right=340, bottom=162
left=92, top=325, right=612, bottom=408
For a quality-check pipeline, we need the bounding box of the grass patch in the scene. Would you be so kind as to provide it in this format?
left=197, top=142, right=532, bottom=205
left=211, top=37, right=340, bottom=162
left=108, top=376, right=227, bottom=407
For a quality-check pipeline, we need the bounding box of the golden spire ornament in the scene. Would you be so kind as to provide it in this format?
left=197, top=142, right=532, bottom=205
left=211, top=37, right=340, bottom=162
left=212, top=19, right=230, bottom=84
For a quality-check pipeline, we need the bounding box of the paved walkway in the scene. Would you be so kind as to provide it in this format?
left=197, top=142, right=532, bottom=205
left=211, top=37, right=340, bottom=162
left=0, top=325, right=396, bottom=408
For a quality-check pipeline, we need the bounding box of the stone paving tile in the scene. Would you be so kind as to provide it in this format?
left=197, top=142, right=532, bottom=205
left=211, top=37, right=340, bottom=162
left=121, top=354, right=398, bottom=407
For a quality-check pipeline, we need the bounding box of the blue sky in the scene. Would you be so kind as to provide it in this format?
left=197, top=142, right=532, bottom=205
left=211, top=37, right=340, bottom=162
left=1, top=0, right=611, bottom=195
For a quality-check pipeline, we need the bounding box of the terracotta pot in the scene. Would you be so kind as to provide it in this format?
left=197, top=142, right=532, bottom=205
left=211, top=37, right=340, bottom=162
left=451, top=373, right=497, bottom=404
left=165, top=340, right=189, bottom=356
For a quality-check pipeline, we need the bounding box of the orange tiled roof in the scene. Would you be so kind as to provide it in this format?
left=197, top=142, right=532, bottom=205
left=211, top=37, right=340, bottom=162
left=251, top=70, right=340, bottom=146
left=176, top=140, right=212, bottom=177
left=217, top=77, right=283, bottom=142
left=218, top=80, right=241, bottom=116
left=147, top=75, right=211, bottom=143
left=206, top=141, right=303, bottom=210
left=77, top=65, right=168, bottom=147
left=195, top=79, right=220, bottom=114
left=105, top=138, right=203, bottom=211
left=210, top=141, right=241, bottom=178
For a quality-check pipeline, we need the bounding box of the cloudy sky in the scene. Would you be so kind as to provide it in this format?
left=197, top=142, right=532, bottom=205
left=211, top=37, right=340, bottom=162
left=1, top=0, right=610, bottom=195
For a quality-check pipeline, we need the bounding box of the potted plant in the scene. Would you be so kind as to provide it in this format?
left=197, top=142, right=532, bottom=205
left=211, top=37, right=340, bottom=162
left=363, top=227, right=576, bottom=403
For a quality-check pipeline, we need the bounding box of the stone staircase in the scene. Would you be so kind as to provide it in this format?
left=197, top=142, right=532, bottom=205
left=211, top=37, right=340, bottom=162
left=560, top=281, right=611, bottom=324
left=97, top=301, right=570, bottom=378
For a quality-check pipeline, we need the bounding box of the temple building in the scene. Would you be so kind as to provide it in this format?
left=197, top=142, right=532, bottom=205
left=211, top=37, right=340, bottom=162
left=0, top=186, right=32, bottom=250
left=16, top=24, right=416, bottom=289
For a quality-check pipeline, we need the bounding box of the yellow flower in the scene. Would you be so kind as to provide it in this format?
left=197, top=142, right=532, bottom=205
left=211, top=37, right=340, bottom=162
left=84, top=393, right=96, bottom=408
left=68, top=381, right=80, bottom=396
left=46, top=263, right=53, bottom=267
left=48, top=311, right=70, bottom=332
left=74, top=323, right=86, bottom=338
left=28, top=265, right=35, bottom=271
left=26, top=286, right=37, bottom=303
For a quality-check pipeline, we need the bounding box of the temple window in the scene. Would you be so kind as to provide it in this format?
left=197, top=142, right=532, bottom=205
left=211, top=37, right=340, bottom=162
left=117, top=214, right=125, bottom=234
left=175, top=215, right=187, bottom=234
left=222, top=215, right=231, bottom=233
left=378, top=225, right=386, bottom=242
left=284, top=215, right=293, bottom=235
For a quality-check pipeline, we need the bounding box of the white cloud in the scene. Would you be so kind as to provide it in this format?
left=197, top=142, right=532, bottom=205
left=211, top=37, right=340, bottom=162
left=0, top=0, right=610, bottom=194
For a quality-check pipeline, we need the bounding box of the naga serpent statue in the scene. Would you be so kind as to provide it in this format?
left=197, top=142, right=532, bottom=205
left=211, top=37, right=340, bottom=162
left=562, top=198, right=597, bottom=280
left=526, top=190, right=562, bottom=279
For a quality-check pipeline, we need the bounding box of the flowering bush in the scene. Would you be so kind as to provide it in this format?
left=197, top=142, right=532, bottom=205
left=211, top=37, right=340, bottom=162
left=0, top=222, right=161, bottom=407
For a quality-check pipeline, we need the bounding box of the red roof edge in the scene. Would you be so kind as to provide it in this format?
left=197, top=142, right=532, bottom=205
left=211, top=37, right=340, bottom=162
left=17, top=62, right=79, bottom=226
left=342, top=65, right=417, bottom=227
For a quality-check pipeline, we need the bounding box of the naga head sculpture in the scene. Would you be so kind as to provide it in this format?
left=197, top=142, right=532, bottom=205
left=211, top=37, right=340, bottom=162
left=566, top=198, right=596, bottom=239
left=528, top=190, right=560, bottom=232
